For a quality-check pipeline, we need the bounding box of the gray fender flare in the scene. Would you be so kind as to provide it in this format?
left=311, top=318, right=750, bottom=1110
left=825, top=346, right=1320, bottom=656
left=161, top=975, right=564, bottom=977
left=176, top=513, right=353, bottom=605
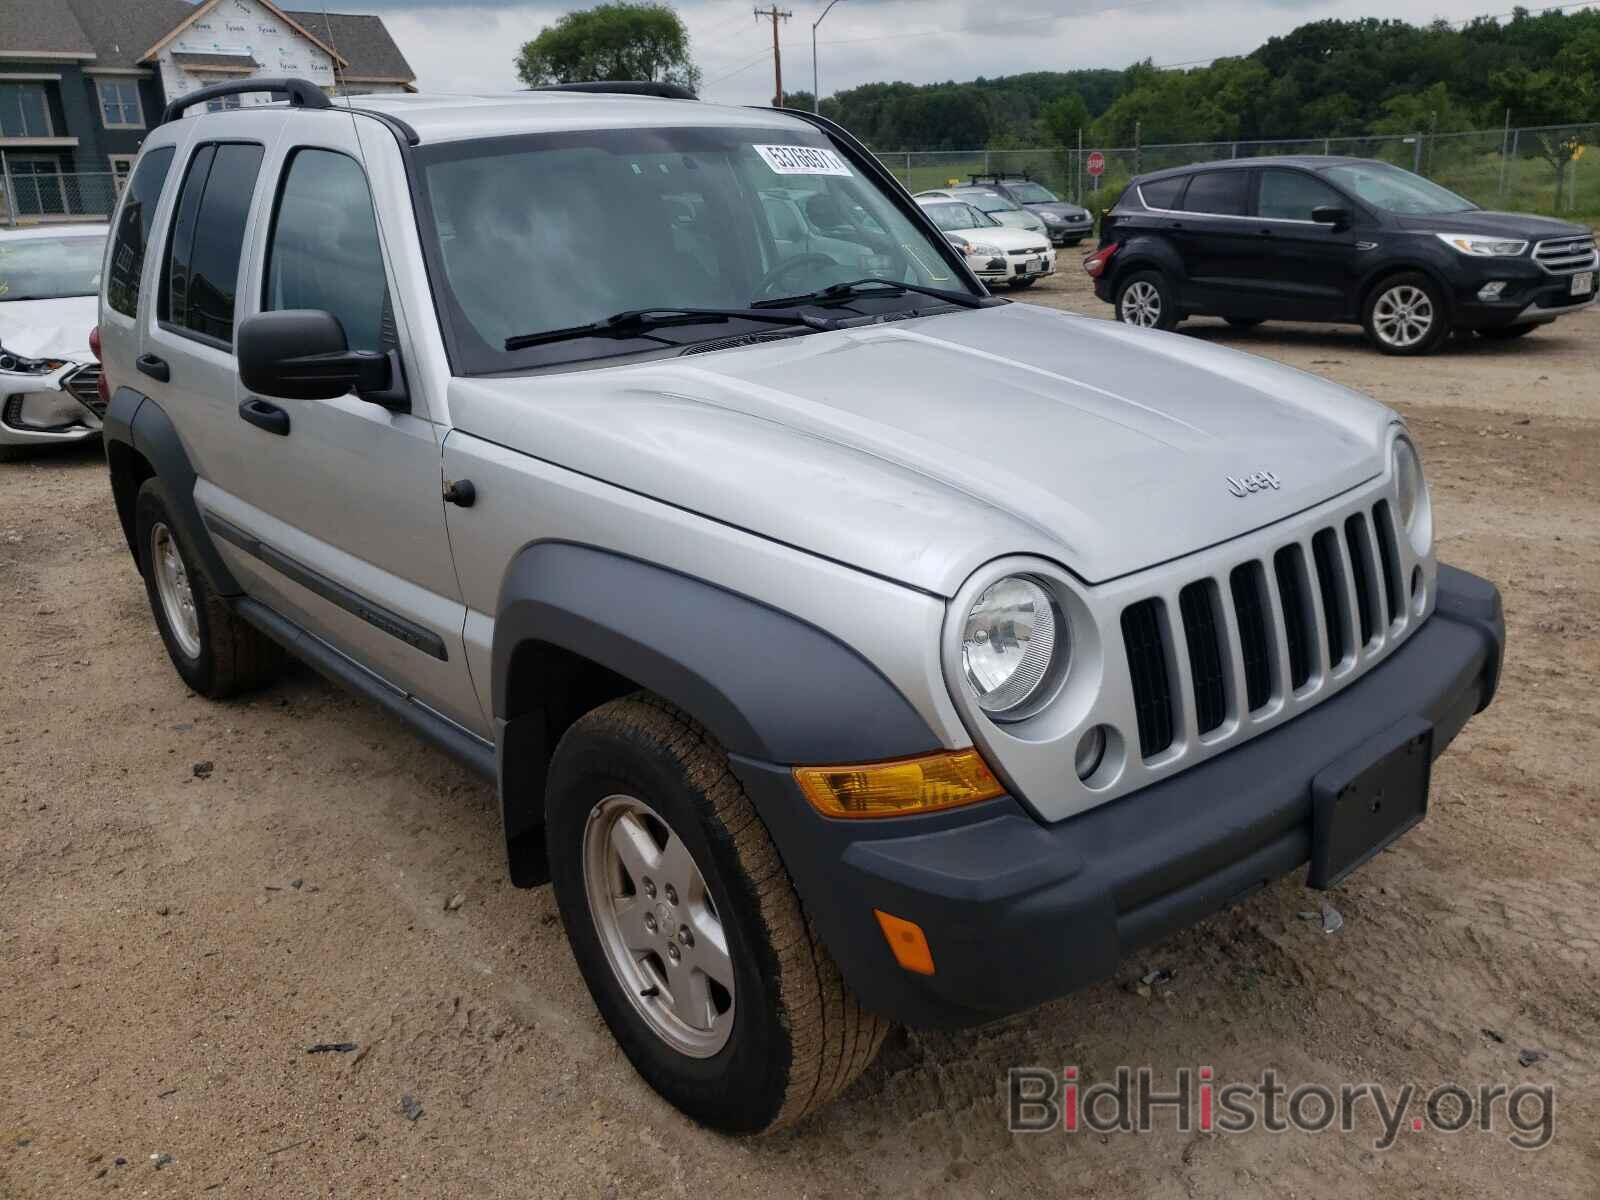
left=491, top=542, right=941, bottom=882
left=105, top=387, right=240, bottom=595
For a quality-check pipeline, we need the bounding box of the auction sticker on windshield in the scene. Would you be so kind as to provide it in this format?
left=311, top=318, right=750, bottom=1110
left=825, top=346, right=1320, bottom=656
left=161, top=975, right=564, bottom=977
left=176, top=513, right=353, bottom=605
left=753, top=144, right=853, bottom=176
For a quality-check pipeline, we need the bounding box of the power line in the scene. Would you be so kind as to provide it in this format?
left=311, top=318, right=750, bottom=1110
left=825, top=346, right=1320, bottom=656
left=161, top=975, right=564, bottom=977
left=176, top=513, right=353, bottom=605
left=702, top=48, right=774, bottom=88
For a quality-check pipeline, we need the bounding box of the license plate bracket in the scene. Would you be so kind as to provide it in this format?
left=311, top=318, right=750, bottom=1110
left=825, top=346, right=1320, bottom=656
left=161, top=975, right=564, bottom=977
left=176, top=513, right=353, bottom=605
left=1308, top=717, right=1433, bottom=889
left=1572, top=272, right=1594, bottom=297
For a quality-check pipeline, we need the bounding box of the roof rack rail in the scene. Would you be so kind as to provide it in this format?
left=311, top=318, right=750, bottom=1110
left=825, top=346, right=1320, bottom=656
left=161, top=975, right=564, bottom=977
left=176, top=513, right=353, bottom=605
left=161, top=77, right=331, bottom=125
left=534, top=81, right=697, bottom=101
left=968, top=171, right=1030, bottom=185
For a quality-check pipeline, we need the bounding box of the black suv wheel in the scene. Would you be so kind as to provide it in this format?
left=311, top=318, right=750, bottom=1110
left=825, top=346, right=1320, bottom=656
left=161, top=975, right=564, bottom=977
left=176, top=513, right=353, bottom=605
left=1115, top=270, right=1180, bottom=331
left=1363, top=273, right=1448, bottom=356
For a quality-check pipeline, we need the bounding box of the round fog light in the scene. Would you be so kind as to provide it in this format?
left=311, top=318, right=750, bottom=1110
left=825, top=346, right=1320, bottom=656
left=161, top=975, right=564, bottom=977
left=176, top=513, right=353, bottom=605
left=1075, top=726, right=1107, bottom=781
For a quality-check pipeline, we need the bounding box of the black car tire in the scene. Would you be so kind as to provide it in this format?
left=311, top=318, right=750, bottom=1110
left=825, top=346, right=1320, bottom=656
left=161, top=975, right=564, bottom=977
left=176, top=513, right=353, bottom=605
left=1008, top=277, right=1038, bottom=290
left=546, top=695, right=890, bottom=1134
left=135, top=478, right=281, bottom=698
left=1362, top=273, right=1448, bottom=356
left=1476, top=324, right=1537, bottom=341
left=1115, top=269, right=1180, bottom=331
left=1060, top=238, right=1083, bottom=247
left=1225, top=317, right=1264, bottom=329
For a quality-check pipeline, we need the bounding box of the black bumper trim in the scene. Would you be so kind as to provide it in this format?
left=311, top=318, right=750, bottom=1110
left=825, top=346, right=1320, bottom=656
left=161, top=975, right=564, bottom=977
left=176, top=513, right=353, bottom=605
left=734, top=563, right=1505, bottom=1029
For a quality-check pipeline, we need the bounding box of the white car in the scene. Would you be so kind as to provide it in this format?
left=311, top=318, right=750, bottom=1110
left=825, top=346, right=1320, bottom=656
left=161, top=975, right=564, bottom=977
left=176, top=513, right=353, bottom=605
left=915, top=186, right=1050, bottom=238
left=917, top=198, right=1055, bottom=289
left=0, top=224, right=108, bottom=459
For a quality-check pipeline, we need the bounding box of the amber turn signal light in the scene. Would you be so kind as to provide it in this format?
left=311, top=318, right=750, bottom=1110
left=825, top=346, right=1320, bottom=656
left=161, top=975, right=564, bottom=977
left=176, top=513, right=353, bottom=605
left=874, top=909, right=935, bottom=975
left=792, top=748, right=1004, bottom=819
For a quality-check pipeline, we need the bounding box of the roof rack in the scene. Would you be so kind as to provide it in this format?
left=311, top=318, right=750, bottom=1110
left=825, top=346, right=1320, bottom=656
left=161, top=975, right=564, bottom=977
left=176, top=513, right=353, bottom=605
left=161, top=77, right=331, bottom=125
left=968, top=171, right=1031, bottom=185
left=534, top=81, right=697, bottom=101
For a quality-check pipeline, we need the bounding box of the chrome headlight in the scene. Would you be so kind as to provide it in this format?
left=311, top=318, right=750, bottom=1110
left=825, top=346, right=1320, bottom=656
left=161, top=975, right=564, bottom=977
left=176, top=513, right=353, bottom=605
left=1392, top=435, right=1431, bottom=554
left=1433, top=233, right=1528, bottom=258
left=966, top=242, right=1005, bottom=258
left=0, top=345, right=66, bottom=375
left=961, top=575, right=1066, bottom=719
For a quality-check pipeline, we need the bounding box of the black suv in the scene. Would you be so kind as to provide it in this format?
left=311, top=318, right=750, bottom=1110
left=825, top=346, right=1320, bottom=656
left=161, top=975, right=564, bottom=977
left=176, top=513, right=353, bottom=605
left=1085, top=156, right=1597, bottom=354
left=970, top=173, right=1094, bottom=246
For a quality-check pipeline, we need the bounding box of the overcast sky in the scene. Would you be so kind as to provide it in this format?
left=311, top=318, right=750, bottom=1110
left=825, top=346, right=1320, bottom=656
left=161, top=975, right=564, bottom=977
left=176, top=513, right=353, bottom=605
left=326, top=0, right=1519, bottom=109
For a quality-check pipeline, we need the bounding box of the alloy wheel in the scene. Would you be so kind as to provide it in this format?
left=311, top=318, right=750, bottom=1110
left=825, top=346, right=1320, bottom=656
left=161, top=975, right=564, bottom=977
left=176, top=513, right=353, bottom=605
left=582, top=794, right=735, bottom=1057
left=150, top=522, right=201, bottom=659
left=1372, top=284, right=1435, bottom=349
left=1120, top=280, right=1162, bottom=327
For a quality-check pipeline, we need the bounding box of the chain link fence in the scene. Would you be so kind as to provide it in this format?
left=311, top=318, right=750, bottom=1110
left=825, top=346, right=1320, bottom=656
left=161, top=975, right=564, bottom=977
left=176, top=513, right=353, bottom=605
left=0, top=171, right=122, bottom=227
left=874, top=124, right=1600, bottom=221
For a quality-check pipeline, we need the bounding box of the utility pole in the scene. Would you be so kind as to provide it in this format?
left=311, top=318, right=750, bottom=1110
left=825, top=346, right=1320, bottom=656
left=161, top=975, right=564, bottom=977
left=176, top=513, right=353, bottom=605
left=755, top=5, right=792, bottom=108
left=811, top=0, right=846, bottom=114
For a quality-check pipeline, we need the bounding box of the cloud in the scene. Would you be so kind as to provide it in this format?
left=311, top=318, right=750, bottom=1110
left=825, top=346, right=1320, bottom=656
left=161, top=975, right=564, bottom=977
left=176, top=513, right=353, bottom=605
left=338, top=0, right=1502, bottom=114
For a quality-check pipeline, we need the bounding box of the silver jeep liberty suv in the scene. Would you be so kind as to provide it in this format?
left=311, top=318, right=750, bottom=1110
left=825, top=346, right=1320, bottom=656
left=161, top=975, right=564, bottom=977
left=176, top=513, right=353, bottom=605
left=97, top=78, right=1505, bottom=1133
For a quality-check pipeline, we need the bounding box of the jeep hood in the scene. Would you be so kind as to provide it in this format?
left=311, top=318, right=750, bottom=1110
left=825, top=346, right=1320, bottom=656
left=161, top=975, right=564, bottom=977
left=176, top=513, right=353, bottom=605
left=449, top=303, right=1392, bottom=595
left=0, top=295, right=97, bottom=362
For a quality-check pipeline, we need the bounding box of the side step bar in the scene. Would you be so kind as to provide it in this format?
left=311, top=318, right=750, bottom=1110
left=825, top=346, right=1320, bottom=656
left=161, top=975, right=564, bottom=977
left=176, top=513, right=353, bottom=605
left=235, top=597, right=496, bottom=780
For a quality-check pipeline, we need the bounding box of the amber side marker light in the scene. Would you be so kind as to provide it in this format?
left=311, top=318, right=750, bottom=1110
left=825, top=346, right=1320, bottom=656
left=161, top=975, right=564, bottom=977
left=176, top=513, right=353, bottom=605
left=874, top=910, right=936, bottom=976
left=792, top=748, right=1005, bottom=819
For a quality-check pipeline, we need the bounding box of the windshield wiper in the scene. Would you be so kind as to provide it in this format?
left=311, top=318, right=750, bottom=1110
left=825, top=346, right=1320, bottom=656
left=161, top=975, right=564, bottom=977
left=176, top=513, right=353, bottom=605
left=505, top=306, right=840, bottom=352
left=752, top=277, right=988, bottom=310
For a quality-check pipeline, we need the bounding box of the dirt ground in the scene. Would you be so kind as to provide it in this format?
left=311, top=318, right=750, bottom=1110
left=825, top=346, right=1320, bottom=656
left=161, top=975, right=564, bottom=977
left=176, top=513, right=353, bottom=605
left=3, top=269, right=1597, bottom=1199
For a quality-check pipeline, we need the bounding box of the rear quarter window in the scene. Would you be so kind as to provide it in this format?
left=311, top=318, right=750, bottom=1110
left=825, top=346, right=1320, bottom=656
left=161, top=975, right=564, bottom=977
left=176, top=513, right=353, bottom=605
left=106, top=146, right=175, bottom=317
left=1137, top=175, right=1186, bottom=210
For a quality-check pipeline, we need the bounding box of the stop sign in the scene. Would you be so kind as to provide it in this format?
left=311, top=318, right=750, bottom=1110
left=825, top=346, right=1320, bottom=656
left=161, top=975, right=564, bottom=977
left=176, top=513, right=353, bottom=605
left=1086, top=151, right=1106, bottom=177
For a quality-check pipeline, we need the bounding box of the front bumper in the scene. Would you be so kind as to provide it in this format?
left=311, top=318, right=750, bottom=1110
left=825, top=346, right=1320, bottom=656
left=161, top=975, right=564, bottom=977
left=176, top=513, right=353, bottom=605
left=1, top=363, right=103, bottom=449
left=1447, top=262, right=1597, bottom=330
left=734, top=563, right=1504, bottom=1029
left=1047, top=221, right=1093, bottom=245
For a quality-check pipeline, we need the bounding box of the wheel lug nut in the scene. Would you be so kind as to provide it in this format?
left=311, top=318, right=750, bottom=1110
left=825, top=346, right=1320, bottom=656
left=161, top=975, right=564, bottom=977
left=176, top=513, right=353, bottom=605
left=664, top=884, right=678, bottom=906
left=642, top=878, right=656, bottom=899
left=667, top=943, right=681, bottom=963
left=644, top=913, right=658, bottom=934
left=678, top=925, right=694, bottom=948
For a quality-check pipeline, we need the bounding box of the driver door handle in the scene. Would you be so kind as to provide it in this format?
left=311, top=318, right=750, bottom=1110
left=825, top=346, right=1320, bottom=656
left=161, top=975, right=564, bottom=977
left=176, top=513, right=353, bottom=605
left=238, top=397, right=290, bottom=437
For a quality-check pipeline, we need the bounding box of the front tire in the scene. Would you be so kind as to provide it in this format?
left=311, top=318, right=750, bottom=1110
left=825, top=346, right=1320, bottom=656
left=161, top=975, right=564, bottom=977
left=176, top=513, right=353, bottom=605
left=546, top=696, right=889, bottom=1133
left=135, top=478, right=279, bottom=698
left=1363, top=273, right=1447, bottom=355
left=1115, top=269, right=1180, bottom=331
left=1008, top=276, right=1038, bottom=290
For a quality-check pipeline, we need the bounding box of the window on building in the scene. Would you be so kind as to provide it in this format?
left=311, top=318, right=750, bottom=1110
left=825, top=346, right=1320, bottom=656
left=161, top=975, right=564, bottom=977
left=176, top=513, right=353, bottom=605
left=0, top=83, right=53, bottom=137
left=264, top=149, right=389, bottom=353
left=206, top=94, right=242, bottom=113
left=96, top=78, right=144, bottom=128
left=109, top=154, right=137, bottom=193
left=107, top=147, right=176, bottom=317
left=9, top=158, right=65, bottom=216
left=161, top=143, right=265, bottom=346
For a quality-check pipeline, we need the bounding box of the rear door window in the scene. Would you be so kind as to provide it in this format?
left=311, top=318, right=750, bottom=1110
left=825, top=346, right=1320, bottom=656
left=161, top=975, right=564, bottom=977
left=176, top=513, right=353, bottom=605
left=1257, top=168, right=1346, bottom=221
left=160, top=142, right=265, bottom=346
left=1181, top=171, right=1248, bottom=216
left=1138, top=175, right=1186, bottom=210
left=106, top=146, right=175, bottom=317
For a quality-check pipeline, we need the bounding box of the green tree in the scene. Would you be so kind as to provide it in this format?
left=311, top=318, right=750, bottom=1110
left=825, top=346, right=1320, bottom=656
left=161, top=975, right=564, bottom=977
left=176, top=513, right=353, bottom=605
left=1492, top=63, right=1593, bottom=206
left=514, top=2, right=700, bottom=92
left=1041, top=94, right=1091, bottom=148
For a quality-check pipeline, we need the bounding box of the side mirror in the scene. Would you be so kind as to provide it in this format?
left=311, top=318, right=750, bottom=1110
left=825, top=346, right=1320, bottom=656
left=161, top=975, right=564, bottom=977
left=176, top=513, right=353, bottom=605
left=1311, top=205, right=1350, bottom=227
left=237, top=309, right=403, bottom=408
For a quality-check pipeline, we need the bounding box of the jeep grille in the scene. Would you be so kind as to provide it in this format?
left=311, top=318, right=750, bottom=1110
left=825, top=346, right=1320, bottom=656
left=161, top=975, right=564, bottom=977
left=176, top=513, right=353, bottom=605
left=1121, top=501, right=1406, bottom=762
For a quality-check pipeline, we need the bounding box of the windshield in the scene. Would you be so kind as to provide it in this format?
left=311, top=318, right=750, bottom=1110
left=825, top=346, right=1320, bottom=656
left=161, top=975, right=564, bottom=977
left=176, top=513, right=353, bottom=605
left=1008, top=182, right=1058, bottom=204
left=416, top=125, right=975, bottom=371
left=0, top=235, right=104, bottom=302
left=922, top=202, right=996, bottom=231
left=1321, top=162, right=1477, bottom=215
left=961, top=192, right=1020, bottom=214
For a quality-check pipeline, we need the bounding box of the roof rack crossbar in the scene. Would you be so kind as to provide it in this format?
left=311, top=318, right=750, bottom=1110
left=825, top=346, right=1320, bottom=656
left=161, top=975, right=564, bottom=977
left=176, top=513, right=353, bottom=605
left=533, top=81, right=697, bottom=101
left=161, top=77, right=332, bottom=125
